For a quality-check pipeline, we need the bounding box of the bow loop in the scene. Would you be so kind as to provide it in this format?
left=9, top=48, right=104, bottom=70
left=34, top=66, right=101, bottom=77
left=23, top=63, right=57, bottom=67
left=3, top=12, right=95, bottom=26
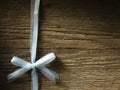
left=11, top=56, right=31, bottom=68
left=35, top=53, right=56, bottom=67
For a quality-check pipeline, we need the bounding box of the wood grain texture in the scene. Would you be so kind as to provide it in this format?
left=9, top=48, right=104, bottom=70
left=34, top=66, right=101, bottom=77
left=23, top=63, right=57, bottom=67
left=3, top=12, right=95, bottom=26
left=0, top=0, right=120, bottom=90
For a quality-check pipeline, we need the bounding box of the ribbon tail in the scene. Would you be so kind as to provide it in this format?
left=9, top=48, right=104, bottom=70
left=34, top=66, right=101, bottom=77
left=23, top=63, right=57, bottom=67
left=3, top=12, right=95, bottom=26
left=7, top=67, right=30, bottom=82
left=38, top=66, right=59, bottom=83
left=48, top=69, right=59, bottom=80
left=31, top=68, right=38, bottom=90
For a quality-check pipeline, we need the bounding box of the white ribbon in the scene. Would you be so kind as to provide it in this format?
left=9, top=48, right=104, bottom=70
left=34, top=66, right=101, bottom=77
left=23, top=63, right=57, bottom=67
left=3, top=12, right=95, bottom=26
left=7, top=0, right=59, bottom=90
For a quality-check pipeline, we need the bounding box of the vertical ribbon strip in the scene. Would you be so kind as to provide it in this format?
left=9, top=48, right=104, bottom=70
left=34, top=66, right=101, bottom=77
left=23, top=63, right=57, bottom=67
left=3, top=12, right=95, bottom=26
left=7, top=0, right=59, bottom=90
left=31, top=0, right=40, bottom=63
left=31, top=1, right=40, bottom=89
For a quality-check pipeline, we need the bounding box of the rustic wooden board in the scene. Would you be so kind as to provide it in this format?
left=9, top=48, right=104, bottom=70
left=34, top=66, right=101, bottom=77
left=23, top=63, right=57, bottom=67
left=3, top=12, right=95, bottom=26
left=0, top=0, right=120, bottom=90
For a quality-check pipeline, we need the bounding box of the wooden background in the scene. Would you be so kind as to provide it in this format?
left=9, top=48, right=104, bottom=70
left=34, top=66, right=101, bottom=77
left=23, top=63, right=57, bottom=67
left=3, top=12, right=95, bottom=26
left=0, top=0, right=120, bottom=90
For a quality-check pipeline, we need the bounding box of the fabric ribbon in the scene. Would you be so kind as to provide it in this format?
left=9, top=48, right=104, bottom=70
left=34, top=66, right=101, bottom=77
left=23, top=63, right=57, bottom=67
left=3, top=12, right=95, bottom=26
left=7, top=0, right=59, bottom=90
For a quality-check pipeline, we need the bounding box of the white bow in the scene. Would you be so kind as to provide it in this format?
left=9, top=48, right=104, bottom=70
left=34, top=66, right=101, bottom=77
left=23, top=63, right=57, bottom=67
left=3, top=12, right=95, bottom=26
left=7, top=53, right=59, bottom=83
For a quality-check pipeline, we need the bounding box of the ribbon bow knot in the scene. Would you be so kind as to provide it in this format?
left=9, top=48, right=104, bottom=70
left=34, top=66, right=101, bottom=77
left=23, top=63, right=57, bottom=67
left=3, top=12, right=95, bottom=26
left=8, top=53, right=59, bottom=83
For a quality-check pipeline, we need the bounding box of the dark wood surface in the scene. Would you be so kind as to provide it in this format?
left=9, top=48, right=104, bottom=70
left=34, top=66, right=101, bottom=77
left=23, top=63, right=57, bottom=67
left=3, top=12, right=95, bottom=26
left=0, top=0, right=120, bottom=90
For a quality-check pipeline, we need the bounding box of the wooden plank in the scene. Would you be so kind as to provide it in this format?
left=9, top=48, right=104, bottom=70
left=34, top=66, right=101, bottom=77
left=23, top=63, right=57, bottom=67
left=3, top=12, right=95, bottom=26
left=0, top=0, right=120, bottom=90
